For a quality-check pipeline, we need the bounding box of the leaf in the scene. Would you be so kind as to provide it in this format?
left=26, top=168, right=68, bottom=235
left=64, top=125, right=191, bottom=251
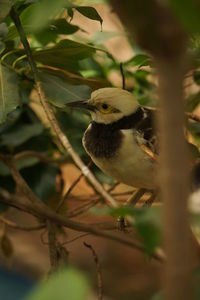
left=134, top=207, right=161, bottom=254
left=0, top=157, right=39, bottom=176
left=169, top=0, right=200, bottom=33
left=0, top=123, right=44, bottom=146
left=39, top=66, right=109, bottom=90
left=0, top=161, right=9, bottom=176
left=25, top=268, right=91, bottom=300
left=67, top=7, right=74, bottom=20
left=21, top=163, right=58, bottom=202
left=124, top=54, right=152, bottom=68
left=74, top=6, right=103, bottom=28
left=150, top=291, right=163, bottom=300
left=185, top=92, right=200, bottom=112
left=0, top=41, right=5, bottom=54
left=49, top=18, right=79, bottom=35
left=34, top=19, right=79, bottom=45
left=93, top=205, right=162, bottom=254
left=0, top=64, right=21, bottom=124
left=23, top=0, right=66, bottom=32
left=40, top=73, right=91, bottom=107
left=0, top=22, right=8, bottom=38
left=188, top=120, right=200, bottom=140
left=33, top=39, right=96, bottom=71
left=0, top=0, right=12, bottom=22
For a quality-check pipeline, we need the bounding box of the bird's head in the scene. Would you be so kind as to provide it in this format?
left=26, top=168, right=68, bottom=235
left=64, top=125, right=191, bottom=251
left=68, top=87, right=139, bottom=124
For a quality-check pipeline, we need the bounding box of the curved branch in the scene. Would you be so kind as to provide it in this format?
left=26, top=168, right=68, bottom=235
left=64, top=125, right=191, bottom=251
left=10, top=8, right=117, bottom=209
left=0, top=187, right=163, bottom=262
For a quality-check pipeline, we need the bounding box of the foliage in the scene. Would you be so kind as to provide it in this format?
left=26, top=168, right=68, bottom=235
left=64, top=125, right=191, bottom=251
left=1, top=0, right=200, bottom=299
left=25, top=268, right=91, bottom=300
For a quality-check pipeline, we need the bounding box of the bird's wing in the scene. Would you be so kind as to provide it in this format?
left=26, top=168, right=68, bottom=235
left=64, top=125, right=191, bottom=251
left=134, top=107, right=159, bottom=157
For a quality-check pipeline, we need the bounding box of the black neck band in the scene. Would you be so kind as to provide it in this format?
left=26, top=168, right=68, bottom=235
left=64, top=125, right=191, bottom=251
left=91, top=107, right=144, bottom=132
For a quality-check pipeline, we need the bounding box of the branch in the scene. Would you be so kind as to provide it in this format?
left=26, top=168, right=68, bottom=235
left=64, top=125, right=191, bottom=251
left=0, top=187, right=163, bottom=262
left=0, top=216, right=44, bottom=231
left=126, top=188, right=147, bottom=206
left=10, top=7, right=117, bottom=209
left=109, top=2, right=195, bottom=300
left=47, top=221, right=59, bottom=271
left=0, top=155, right=41, bottom=204
left=14, top=151, right=66, bottom=165
left=84, top=242, right=103, bottom=300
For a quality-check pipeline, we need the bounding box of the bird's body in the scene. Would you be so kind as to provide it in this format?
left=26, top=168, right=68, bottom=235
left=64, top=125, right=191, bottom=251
left=83, top=112, right=157, bottom=189
left=69, top=87, right=158, bottom=189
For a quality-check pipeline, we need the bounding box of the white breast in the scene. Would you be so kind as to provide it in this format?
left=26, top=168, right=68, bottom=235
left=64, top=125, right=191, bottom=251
left=83, top=129, right=157, bottom=189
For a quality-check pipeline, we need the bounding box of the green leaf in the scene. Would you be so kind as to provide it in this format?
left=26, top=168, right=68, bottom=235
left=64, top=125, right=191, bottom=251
left=34, top=19, right=79, bottom=45
left=25, top=268, right=90, bottom=300
left=21, top=163, right=58, bottom=202
left=40, top=73, right=91, bottom=107
left=124, top=54, right=152, bottom=68
left=0, top=64, right=21, bottom=124
left=150, top=291, right=163, bottom=300
left=0, top=41, right=5, bottom=54
left=49, top=18, right=79, bottom=35
left=93, top=205, right=162, bottom=254
left=185, top=92, right=200, bottom=112
left=33, top=39, right=96, bottom=71
left=75, top=6, right=103, bottom=28
left=0, top=161, right=9, bottom=176
left=0, top=157, right=39, bottom=176
left=134, top=207, right=161, bottom=254
left=168, top=0, right=200, bottom=33
left=0, top=123, right=44, bottom=146
left=188, top=120, right=200, bottom=140
left=23, top=0, right=66, bottom=32
left=0, top=22, right=8, bottom=38
left=0, top=0, right=11, bottom=22
left=67, top=7, right=74, bottom=20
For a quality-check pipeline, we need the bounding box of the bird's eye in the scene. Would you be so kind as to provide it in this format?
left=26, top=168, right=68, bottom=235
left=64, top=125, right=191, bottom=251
left=98, top=103, right=113, bottom=114
left=97, top=102, right=120, bottom=114
left=102, top=103, right=108, bottom=110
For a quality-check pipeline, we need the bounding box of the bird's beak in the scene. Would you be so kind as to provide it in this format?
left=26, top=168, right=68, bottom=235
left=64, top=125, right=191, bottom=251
left=67, top=100, right=96, bottom=112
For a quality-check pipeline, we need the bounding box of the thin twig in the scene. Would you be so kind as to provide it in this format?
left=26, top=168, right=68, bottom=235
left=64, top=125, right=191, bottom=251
left=0, top=216, right=45, bottom=231
left=0, top=187, right=163, bottom=262
left=62, top=233, right=90, bottom=245
left=67, top=183, right=120, bottom=218
left=120, top=62, right=126, bottom=90
left=142, top=191, right=157, bottom=207
left=14, top=151, right=66, bottom=165
left=10, top=7, right=117, bottom=209
left=47, top=221, right=58, bottom=271
left=56, top=173, right=83, bottom=212
left=126, top=188, right=147, bottom=206
left=84, top=242, right=103, bottom=300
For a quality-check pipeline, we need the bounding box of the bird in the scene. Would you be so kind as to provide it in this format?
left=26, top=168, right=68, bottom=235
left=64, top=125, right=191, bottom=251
left=68, top=87, right=158, bottom=190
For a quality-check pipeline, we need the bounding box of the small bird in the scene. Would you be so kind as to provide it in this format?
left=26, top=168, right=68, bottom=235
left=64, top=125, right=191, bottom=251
left=68, top=87, right=158, bottom=190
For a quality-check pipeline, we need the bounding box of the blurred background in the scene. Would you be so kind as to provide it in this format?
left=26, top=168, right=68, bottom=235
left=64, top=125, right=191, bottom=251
left=1, top=0, right=200, bottom=299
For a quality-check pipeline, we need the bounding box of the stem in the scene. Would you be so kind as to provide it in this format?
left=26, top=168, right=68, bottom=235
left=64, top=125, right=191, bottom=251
left=10, top=7, right=117, bottom=208
left=157, top=58, right=195, bottom=300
